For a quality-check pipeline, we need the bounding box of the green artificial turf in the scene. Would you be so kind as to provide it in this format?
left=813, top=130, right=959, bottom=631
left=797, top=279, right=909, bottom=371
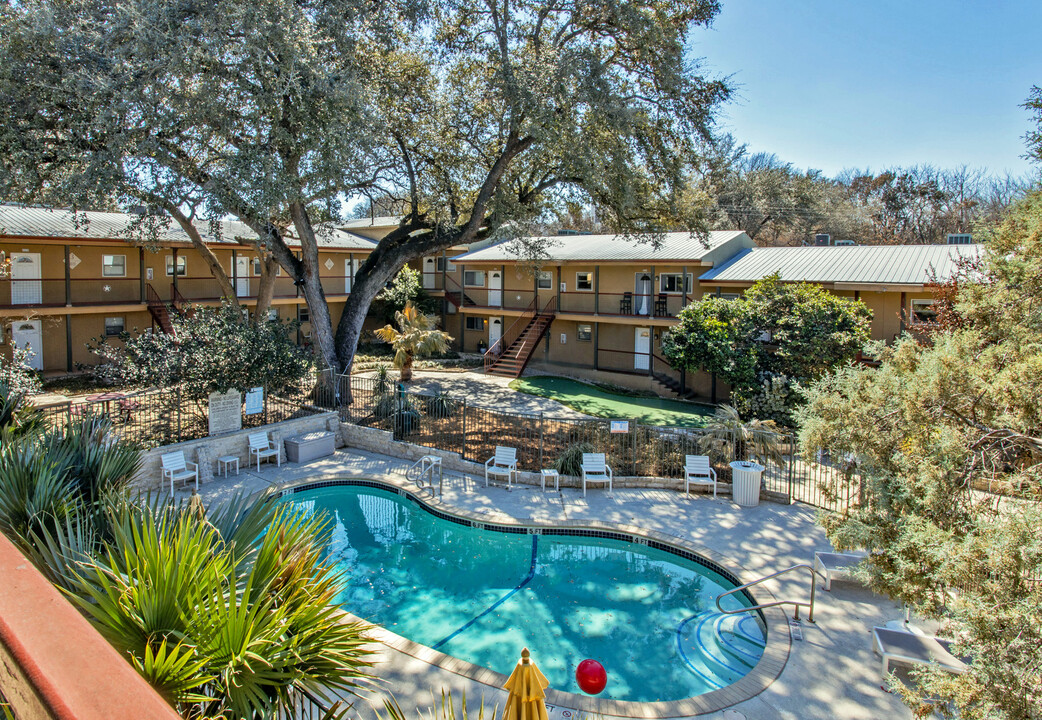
left=508, top=376, right=714, bottom=428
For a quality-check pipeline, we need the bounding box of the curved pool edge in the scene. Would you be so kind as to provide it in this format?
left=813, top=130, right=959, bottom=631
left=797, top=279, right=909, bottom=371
left=278, top=474, right=792, bottom=718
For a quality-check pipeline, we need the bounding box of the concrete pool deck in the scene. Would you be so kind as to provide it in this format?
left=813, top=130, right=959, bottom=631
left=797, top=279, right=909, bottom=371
left=193, top=449, right=917, bottom=720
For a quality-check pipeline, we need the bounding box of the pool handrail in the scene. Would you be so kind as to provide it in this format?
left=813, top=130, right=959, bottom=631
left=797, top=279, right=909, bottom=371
left=715, top=563, right=817, bottom=623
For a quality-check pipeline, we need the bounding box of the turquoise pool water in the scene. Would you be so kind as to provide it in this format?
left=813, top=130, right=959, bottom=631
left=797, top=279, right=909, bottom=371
left=284, top=484, right=765, bottom=703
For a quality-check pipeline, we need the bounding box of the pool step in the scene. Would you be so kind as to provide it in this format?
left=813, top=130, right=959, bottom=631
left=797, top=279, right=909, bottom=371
left=676, top=612, right=765, bottom=686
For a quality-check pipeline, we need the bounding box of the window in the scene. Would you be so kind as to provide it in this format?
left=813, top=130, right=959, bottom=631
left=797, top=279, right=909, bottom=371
left=536, top=271, right=553, bottom=290
left=435, top=257, right=457, bottom=272
left=465, top=316, right=486, bottom=331
left=297, top=306, right=310, bottom=323
left=252, top=258, right=281, bottom=276
left=464, top=270, right=485, bottom=287
left=576, top=324, right=592, bottom=342
left=947, top=233, right=973, bottom=245
left=575, top=272, right=593, bottom=291
left=717, top=292, right=740, bottom=301
left=911, top=299, right=938, bottom=323
left=104, top=316, right=125, bottom=336
left=165, top=255, right=187, bottom=277
left=659, top=273, right=692, bottom=294
left=102, top=254, right=126, bottom=277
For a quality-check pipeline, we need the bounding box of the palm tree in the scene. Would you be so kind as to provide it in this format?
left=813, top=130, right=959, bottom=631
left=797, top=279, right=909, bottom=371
left=374, top=302, right=452, bottom=382
left=698, top=404, right=787, bottom=468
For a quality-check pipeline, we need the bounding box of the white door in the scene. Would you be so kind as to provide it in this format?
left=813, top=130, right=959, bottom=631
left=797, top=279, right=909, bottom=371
left=489, top=270, right=502, bottom=307
left=635, top=273, right=652, bottom=316
left=345, top=258, right=356, bottom=293
left=489, top=317, right=503, bottom=350
left=11, top=253, right=42, bottom=305
left=235, top=256, right=251, bottom=297
left=11, top=320, right=43, bottom=370
left=634, top=327, right=651, bottom=371
left=423, top=257, right=436, bottom=289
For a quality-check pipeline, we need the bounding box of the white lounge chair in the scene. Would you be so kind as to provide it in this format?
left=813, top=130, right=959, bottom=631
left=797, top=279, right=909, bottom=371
left=485, top=446, right=519, bottom=487
left=248, top=431, right=281, bottom=471
left=814, top=551, right=868, bottom=591
left=161, top=450, right=198, bottom=495
left=684, top=455, right=718, bottom=497
left=871, top=627, right=968, bottom=677
left=581, top=453, right=613, bottom=497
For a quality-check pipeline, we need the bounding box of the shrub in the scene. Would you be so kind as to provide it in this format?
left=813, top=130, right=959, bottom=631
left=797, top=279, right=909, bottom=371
left=423, top=393, right=458, bottom=419
left=554, top=442, right=595, bottom=476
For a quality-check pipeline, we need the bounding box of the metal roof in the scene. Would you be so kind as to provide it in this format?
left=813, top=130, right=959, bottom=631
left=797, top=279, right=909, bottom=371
left=698, top=244, right=982, bottom=286
left=0, top=206, right=377, bottom=251
left=451, top=230, right=752, bottom=264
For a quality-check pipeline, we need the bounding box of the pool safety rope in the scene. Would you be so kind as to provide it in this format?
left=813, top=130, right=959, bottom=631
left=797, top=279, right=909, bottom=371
left=432, top=534, right=539, bottom=650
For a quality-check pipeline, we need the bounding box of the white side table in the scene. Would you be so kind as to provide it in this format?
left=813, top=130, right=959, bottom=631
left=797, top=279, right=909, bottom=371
left=541, top=469, right=560, bottom=491
left=218, top=455, right=240, bottom=477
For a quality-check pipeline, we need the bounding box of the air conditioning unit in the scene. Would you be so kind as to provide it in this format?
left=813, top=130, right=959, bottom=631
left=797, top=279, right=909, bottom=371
left=814, top=233, right=831, bottom=246
left=947, top=233, right=973, bottom=245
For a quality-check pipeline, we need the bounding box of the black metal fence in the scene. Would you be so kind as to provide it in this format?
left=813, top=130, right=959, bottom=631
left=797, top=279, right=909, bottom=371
left=36, top=377, right=328, bottom=450
left=323, top=373, right=865, bottom=511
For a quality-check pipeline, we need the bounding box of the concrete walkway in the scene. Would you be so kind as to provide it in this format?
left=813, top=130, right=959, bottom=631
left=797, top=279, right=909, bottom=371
left=193, top=449, right=916, bottom=720
left=357, top=370, right=591, bottom=419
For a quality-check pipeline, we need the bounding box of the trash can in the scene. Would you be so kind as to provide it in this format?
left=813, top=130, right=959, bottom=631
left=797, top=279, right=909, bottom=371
left=730, top=460, right=765, bottom=507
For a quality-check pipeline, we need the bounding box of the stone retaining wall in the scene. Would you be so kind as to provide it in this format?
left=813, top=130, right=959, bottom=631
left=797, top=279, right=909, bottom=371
left=339, top=422, right=788, bottom=502
left=135, top=412, right=341, bottom=491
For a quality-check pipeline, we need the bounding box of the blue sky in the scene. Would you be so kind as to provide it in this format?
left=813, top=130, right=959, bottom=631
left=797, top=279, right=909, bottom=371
left=689, top=1, right=1042, bottom=177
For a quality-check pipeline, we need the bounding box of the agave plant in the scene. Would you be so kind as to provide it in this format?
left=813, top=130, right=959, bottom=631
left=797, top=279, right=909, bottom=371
left=60, top=491, right=374, bottom=719
left=374, top=303, right=452, bottom=382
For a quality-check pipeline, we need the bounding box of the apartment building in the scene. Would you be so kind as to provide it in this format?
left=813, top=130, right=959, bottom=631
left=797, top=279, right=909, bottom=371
left=2, top=205, right=980, bottom=402
left=0, top=206, right=378, bottom=372
left=448, top=233, right=979, bottom=398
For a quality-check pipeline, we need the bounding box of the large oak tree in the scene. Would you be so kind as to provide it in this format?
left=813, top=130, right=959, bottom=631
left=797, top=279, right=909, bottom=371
left=0, top=0, right=729, bottom=379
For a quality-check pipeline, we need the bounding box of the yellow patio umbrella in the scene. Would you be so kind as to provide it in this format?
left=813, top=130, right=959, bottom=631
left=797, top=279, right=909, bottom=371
left=503, top=648, right=550, bottom=720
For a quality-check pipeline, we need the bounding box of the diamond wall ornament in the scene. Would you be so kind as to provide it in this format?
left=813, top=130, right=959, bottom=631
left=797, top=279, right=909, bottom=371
left=68, top=253, right=81, bottom=270
left=324, top=258, right=334, bottom=270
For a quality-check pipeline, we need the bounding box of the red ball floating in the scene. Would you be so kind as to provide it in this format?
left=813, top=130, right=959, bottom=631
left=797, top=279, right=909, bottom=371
left=575, top=659, right=607, bottom=695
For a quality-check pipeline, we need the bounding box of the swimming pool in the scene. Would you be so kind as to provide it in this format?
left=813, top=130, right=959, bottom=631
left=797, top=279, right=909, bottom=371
left=283, top=483, right=766, bottom=703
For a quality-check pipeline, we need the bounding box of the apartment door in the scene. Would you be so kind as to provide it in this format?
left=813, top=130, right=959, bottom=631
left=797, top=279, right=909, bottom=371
left=235, top=256, right=251, bottom=297
left=634, top=326, right=651, bottom=371
left=10, top=253, right=42, bottom=305
left=11, top=320, right=43, bottom=370
left=489, top=270, right=503, bottom=307
left=345, top=258, right=356, bottom=293
left=634, top=273, right=652, bottom=316
left=423, top=257, right=436, bottom=289
left=489, top=317, right=503, bottom=350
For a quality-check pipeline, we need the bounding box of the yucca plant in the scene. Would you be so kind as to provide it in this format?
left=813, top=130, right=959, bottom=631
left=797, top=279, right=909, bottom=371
left=0, top=381, right=45, bottom=439
left=61, top=492, right=374, bottom=719
left=374, top=303, right=452, bottom=382
left=554, top=442, right=596, bottom=476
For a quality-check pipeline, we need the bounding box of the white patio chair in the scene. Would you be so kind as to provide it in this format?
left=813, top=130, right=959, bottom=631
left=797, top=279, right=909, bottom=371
left=871, top=627, right=969, bottom=677
left=581, top=453, right=613, bottom=497
left=684, top=455, right=718, bottom=498
left=248, top=431, right=281, bottom=471
left=485, top=446, right=519, bottom=487
left=161, top=450, right=198, bottom=495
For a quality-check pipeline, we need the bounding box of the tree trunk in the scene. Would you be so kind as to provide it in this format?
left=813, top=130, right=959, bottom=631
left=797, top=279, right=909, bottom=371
left=288, top=202, right=339, bottom=375
left=401, top=354, right=414, bottom=382
left=164, top=205, right=239, bottom=304
left=253, top=253, right=278, bottom=323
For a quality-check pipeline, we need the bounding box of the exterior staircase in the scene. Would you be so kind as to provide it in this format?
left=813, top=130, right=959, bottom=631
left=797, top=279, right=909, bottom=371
left=484, top=298, right=556, bottom=378
left=652, top=372, right=697, bottom=400
left=145, top=283, right=189, bottom=335
left=444, top=276, right=476, bottom=309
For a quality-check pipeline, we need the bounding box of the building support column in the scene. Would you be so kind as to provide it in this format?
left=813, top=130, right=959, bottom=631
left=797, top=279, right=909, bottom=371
left=649, top=265, right=656, bottom=318
left=593, top=322, right=599, bottom=370
left=556, top=266, right=562, bottom=309
left=172, top=248, right=180, bottom=294
left=594, top=266, right=600, bottom=314
left=65, top=314, right=73, bottom=372
left=681, top=265, right=688, bottom=313
left=63, top=245, right=71, bottom=306
left=231, top=249, right=237, bottom=299
left=139, top=248, right=146, bottom=302
left=899, top=291, right=907, bottom=334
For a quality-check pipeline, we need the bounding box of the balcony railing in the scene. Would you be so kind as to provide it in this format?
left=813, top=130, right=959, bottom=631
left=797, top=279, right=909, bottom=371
left=557, top=290, right=692, bottom=318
